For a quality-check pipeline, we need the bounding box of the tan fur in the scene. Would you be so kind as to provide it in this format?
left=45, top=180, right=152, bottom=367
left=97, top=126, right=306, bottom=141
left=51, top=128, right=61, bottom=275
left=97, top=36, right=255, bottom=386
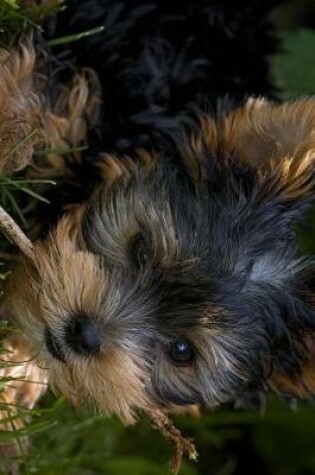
left=33, top=70, right=101, bottom=179
left=178, top=115, right=219, bottom=182
left=0, top=43, right=43, bottom=174
left=98, top=149, right=157, bottom=184
left=4, top=212, right=151, bottom=424
left=223, top=99, right=315, bottom=201
left=0, top=43, right=46, bottom=467
left=223, top=98, right=315, bottom=166
left=0, top=333, right=47, bottom=473
left=270, top=334, right=315, bottom=397
left=180, top=99, right=315, bottom=204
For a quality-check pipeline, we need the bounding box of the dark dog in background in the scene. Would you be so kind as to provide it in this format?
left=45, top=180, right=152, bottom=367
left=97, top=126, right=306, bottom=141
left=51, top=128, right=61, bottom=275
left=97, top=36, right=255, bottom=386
left=1, top=0, right=315, bottom=468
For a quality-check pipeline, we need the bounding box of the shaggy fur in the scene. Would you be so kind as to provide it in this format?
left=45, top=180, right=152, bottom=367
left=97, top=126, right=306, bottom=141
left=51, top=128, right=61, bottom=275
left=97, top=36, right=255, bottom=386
left=0, top=0, right=315, bottom=468
left=4, top=96, right=315, bottom=425
left=0, top=43, right=43, bottom=174
left=0, top=43, right=46, bottom=472
left=32, top=0, right=285, bottom=233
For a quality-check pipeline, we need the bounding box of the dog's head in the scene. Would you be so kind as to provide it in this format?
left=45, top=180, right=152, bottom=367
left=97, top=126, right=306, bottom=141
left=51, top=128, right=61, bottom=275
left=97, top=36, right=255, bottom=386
left=5, top=99, right=315, bottom=423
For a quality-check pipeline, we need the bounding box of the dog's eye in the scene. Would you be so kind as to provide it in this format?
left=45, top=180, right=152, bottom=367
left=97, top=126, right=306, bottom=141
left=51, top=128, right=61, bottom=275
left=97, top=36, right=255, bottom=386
left=169, top=340, right=194, bottom=365
left=129, top=232, right=150, bottom=267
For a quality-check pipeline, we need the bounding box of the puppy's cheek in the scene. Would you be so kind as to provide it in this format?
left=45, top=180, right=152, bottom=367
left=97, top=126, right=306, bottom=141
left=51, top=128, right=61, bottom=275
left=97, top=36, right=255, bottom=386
left=2, top=262, right=44, bottom=341
left=46, top=347, right=152, bottom=424
left=151, top=383, right=201, bottom=407
left=149, top=350, right=202, bottom=408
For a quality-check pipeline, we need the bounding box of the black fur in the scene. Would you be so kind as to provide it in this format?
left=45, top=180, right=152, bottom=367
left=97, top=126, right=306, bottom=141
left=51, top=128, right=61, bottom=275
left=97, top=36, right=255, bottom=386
left=45, top=0, right=281, bottom=154
left=37, top=0, right=284, bottom=232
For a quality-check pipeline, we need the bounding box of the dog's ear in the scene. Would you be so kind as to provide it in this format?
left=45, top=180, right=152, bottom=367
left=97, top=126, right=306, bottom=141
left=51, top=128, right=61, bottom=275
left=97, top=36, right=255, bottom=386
left=224, top=98, right=315, bottom=168
left=224, top=98, right=315, bottom=213
left=224, top=99, right=315, bottom=397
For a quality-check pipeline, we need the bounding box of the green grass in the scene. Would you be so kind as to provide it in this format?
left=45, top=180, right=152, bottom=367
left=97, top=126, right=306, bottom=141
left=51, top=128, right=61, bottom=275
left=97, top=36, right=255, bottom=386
left=271, top=29, right=315, bottom=99
left=0, top=0, right=62, bottom=46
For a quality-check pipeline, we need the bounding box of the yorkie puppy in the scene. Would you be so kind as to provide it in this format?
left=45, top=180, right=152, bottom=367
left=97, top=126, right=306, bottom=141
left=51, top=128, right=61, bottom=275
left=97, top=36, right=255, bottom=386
left=1, top=0, right=315, bottom=471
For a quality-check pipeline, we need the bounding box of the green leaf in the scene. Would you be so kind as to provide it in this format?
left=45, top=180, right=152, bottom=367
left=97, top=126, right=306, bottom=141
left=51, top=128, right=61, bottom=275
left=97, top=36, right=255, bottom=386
left=20, top=187, right=50, bottom=204
left=271, top=28, right=315, bottom=98
left=1, top=188, right=27, bottom=227
left=48, top=25, right=104, bottom=46
left=3, top=0, right=19, bottom=9
left=34, top=145, right=88, bottom=156
left=3, top=129, right=38, bottom=161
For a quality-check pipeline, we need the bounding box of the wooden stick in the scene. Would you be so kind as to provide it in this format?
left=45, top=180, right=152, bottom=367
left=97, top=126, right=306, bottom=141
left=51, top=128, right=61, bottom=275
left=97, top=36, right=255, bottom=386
left=0, top=206, right=35, bottom=262
left=146, top=408, right=198, bottom=474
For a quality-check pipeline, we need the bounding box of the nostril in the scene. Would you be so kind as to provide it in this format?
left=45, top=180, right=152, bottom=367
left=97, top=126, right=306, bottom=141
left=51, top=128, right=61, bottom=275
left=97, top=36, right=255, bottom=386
left=45, top=328, right=65, bottom=362
left=65, top=317, right=102, bottom=356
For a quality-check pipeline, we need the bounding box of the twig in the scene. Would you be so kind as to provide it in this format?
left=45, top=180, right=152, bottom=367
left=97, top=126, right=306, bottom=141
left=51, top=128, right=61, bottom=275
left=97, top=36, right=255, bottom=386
left=146, top=408, right=198, bottom=474
left=0, top=206, right=35, bottom=262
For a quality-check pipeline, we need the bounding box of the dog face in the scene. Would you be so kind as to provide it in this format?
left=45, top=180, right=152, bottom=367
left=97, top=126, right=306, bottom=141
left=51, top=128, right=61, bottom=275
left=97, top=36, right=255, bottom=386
left=5, top=99, right=315, bottom=423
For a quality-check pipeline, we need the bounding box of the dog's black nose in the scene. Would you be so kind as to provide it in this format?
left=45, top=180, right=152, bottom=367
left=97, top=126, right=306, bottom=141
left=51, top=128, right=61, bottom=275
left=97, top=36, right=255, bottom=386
left=65, top=317, right=102, bottom=356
